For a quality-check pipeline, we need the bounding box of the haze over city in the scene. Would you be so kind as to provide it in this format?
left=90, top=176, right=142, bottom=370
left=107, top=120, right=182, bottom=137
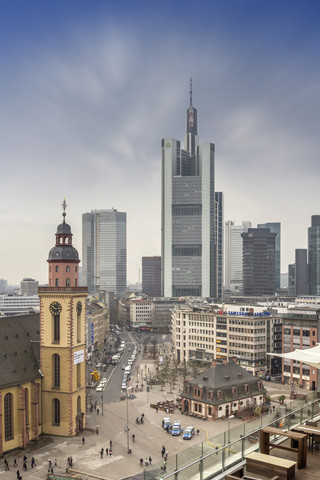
left=1, top=0, right=320, bottom=285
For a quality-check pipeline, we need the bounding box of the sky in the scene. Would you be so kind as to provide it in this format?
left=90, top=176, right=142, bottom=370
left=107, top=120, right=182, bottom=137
left=1, top=0, right=320, bottom=286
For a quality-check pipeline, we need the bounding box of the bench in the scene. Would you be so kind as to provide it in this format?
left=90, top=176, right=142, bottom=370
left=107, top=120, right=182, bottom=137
left=224, top=465, right=279, bottom=480
left=246, top=452, right=296, bottom=480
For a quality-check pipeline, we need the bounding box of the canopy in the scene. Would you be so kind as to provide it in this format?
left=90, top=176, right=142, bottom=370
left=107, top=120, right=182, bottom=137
left=268, top=344, right=320, bottom=369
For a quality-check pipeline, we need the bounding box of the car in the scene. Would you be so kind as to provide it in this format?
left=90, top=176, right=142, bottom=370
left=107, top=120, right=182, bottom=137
left=121, top=364, right=126, bottom=370
left=96, top=386, right=102, bottom=392
left=171, top=421, right=182, bottom=436
left=183, top=426, right=195, bottom=439
left=128, top=359, right=133, bottom=365
left=128, top=347, right=131, bottom=352
left=163, top=417, right=171, bottom=430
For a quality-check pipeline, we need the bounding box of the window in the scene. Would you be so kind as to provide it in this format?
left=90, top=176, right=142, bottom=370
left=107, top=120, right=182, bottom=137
left=25, top=388, right=29, bottom=425
left=77, top=312, right=81, bottom=343
left=77, top=395, right=81, bottom=414
left=55, top=278, right=59, bottom=287
left=4, top=393, right=13, bottom=440
left=66, top=266, right=70, bottom=272
left=66, top=278, right=70, bottom=287
left=77, top=363, right=81, bottom=388
left=53, top=354, right=60, bottom=388
left=55, top=266, right=59, bottom=272
left=53, top=399, right=60, bottom=425
left=53, top=315, right=60, bottom=343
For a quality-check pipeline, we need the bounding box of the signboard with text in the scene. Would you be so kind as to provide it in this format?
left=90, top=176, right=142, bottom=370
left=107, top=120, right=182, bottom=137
left=74, top=350, right=84, bottom=365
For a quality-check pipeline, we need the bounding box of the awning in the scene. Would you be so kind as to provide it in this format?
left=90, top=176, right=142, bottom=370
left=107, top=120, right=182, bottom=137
left=268, top=344, right=320, bottom=369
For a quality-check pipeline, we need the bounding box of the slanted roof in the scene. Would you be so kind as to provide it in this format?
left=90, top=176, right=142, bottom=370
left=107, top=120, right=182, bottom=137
left=181, top=362, right=266, bottom=406
left=0, top=313, right=41, bottom=388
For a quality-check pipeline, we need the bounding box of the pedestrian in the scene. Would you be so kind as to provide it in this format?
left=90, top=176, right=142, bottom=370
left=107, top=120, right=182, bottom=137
left=4, top=459, right=9, bottom=471
left=49, top=459, right=52, bottom=467
left=149, top=456, right=152, bottom=465
left=144, top=458, right=149, bottom=466
left=162, top=445, right=166, bottom=458
left=162, top=419, right=164, bottom=428
left=109, top=440, right=112, bottom=448
left=13, top=459, right=18, bottom=468
left=132, top=434, right=135, bottom=442
left=140, top=458, right=143, bottom=466
left=82, top=437, right=85, bottom=445
left=70, top=457, right=73, bottom=468
left=164, top=452, right=168, bottom=461
left=109, top=449, right=112, bottom=458
left=31, top=457, right=36, bottom=468
left=96, top=425, right=99, bottom=435
left=54, top=459, right=57, bottom=467
left=97, top=408, right=99, bottom=415
left=100, top=448, right=104, bottom=458
left=23, top=461, right=27, bottom=471
left=51, top=467, right=54, bottom=474
left=23, top=455, right=27, bottom=463
left=16, top=470, right=20, bottom=479
left=156, top=406, right=158, bottom=413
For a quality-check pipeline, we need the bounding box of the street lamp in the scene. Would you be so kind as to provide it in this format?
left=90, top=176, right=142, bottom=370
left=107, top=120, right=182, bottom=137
left=227, top=415, right=235, bottom=443
left=125, top=379, right=130, bottom=453
left=100, top=364, right=106, bottom=416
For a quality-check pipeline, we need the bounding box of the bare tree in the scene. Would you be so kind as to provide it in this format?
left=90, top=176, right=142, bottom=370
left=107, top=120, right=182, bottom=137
left=150, top=336, right=158, bottom=359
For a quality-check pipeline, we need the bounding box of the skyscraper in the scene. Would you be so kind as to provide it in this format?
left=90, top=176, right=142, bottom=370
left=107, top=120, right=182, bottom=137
left=295, top=249, right=308, bottom=295
left=257, top=222, right=281, bottom=291
left=225, top=220, right=251, bottom=293
left=161, top=80, right=223, bottom=299
left=242, top=228, right=276, bottom=296
left=82, top=209, right=127, bottom=298
left=142, top=256, right=161, bottom=297
left=308, top=215, right=320, bottom=295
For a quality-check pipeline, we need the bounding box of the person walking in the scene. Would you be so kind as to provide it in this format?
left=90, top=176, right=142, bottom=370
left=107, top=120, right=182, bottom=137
left=31, top=457, right=36, bottom=468
left=149, top=456, right=152, bottom=465
left=96, top=425, right=99, bottom=435
left=109, top=440, right=112, bottom=449
left=109, top=449, right=112, bottom=458
left=13, top=459, right=18, bottom=468
left=16, top=469, right=20, bottom=479
left=139, top=458, right=143, bottom=466
left=132, top=434, right=135, bottom=442
left=100, top=448, right=104, bottom=458
left=97, top=408, right=99, bottom=415
left=82, top=437, right=85, bottom=445
left=4, top=459, right=9, bottom=471
left=161, top=446, right=165, bottom=458
left=22, top=461, right=27, bottom=471
left=144, top=458, right=149, bottom=466
left=106, top=447, right=108, bottom=456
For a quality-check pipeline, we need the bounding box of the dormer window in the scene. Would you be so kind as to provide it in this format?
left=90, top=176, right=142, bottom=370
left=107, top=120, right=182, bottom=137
left=232, top=387, right=237, bottom=397
left=217, top=390, right=223, bottom=401
left=244, top=384, right=249, bottom=394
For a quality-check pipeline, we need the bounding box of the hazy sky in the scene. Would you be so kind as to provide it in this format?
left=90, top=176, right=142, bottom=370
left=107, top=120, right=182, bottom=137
left=1, top=0, right=320, bottom=286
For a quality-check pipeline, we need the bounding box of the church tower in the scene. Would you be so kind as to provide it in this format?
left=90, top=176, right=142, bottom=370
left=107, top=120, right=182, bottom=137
left=39, top=200, right=88, bottom=436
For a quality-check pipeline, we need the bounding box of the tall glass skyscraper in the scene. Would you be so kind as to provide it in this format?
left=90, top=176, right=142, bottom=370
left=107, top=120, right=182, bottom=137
left=225, top=220, right=251, bottom=293
left=257, top=222, right=281, bottom=292
left=308, top=215, right=320, bottom=295
left=82, top=209, right=126, bottom=298
left=161, top=81, right=223, bottom=299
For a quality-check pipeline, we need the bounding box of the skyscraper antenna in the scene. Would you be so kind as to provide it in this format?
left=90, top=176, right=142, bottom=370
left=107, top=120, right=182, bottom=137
left=190, top=77, right=192, bottom=107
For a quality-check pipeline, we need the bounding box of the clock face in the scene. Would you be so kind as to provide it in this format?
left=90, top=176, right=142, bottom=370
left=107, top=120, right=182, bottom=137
left=49, top=301, right=62, bottom=316
left=76, top=301, right=82, bottom=315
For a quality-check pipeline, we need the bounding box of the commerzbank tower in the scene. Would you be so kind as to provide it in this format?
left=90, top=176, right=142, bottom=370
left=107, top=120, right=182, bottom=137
left=161, top=80, right=223, bottom=300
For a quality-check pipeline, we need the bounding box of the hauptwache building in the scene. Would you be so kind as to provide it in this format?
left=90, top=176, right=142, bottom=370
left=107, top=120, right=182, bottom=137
left=0, top=206, right=87, bottom=455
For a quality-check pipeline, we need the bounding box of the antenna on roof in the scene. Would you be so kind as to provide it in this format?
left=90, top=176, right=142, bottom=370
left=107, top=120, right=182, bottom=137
left=190, top=77, right=192, bottom=107
left=62, top=197, right=67, bottom=223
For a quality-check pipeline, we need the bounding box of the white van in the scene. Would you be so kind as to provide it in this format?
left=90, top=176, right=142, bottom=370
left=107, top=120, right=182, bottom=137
left=125, top=366, right=131, bottom=375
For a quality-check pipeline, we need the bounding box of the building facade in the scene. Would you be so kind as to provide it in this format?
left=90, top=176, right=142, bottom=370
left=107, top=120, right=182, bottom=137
left=161, top=81, right=223, bottom=300
left=308, top=215, right=320, bottom=295
left=82, top=209, right=127, bottom=298
left=225, top=220, right=251, bottom=293
left=142, top=256, right=161, bottom=297
left=86, top=301, right=109, bottom=351
left=295, top=249, right=308, bottom=296
left=171, top=303, right=282, bottom=376
left=242, top=228, right=276, bottom=296
left=0, top=294, right=40, bottom=316
left=20, top=278, right=39, bottom=296
left=130, top=296, right=185, bottom=332
left=257, top=222, right=281, bottom=292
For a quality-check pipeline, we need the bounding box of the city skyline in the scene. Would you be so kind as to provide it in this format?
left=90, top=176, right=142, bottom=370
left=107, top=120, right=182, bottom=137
left=1, top=1, right=320, bottom=285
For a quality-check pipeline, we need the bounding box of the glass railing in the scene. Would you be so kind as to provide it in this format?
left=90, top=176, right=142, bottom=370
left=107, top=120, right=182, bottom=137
left=144, top=391, right=320, bottom=480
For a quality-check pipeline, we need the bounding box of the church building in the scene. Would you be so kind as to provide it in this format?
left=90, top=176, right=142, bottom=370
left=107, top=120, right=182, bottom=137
left=0, top=202, right=88, bottom=455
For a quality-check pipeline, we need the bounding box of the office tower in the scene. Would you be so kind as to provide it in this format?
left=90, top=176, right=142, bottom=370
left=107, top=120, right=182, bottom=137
left=161, top=80, right=223, bottom=299
left=295, top=249, right=308, bottom=295
left=288, top=264, right=296, bottom=296
left=308, top=215, right=320, bottom=295
left=0, top=279, right=8, bottom=293
left=142, top=256, right=161, bottom=297
left=242, top=228, right=276, bottom=296
left=82, top=209, right=127, bottom=298
left=257, top=222, right=281, bottom=291
left=20, top=278, right=39, bottom=296
left=225, top=220, right=251, bottom=293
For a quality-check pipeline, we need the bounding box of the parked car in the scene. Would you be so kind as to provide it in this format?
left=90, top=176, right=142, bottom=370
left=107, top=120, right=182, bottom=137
left=121, top=382, right=127, bottom=390
left=183, top=426, right=195, bottom=439
left=163, top=417, right=171, bottom=430
left=171, top=421, right=182, bottom=436
left=121, top=364, right=126, bottom=370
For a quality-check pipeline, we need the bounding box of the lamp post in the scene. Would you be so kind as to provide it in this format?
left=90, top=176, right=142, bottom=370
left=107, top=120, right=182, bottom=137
left=126, top=380, right=130, bottom=453
left=100, top=364, right=106, bottom=416
left=227, top=415, right=235, bottom=444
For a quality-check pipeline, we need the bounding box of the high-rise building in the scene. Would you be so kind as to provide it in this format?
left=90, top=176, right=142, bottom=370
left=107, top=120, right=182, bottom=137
left=295, top=249, right=308, bottom=296
left=161, top=80, right=223, bottom=299
left=257, top=222, right=281, bottom=291
left=308, top=215, right=320, bottom=295
left=82, top=209, right=127, bottom=298
left=242, top=228, right=276, bottom=296
left=142, top=256, right=161, bottom=297
left=20, top=278, right=39, bottom=296
left=288, top=264, right=296, bottom=296
left=225, top=220, right=251, bottom=293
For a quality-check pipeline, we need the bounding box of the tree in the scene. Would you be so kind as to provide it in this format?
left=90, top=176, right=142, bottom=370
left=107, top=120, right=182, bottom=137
left=150, top=336, right=158, bottom=359
left=278, top=395, right=286, bottom=405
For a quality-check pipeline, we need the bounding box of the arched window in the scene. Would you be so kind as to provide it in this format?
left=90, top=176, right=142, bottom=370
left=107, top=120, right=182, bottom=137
left=53, top=315, right=60, bottom=343
left=66, top=265, right=70, bottom=272
left=55, top=266, right=59, bottom=272
left=66, top=278, right=70, bottom=287
left=77, top=312, right=81, bottom=343
left=53, top=354, right=60, bottom=388
left=55, top=278, right=59, bottom=287
left=25, top=388, right=29, bottom=425
left=77, top=395, right=81, bottom=414
left=52, top=399, right=60, bottom=425
left=59, top=237, right=63, bottom=244
left=65, top=237, right=69, bottom=244
left=77, top=363, right=81, bottom=388
left=4, top=393, right=13, bottom=440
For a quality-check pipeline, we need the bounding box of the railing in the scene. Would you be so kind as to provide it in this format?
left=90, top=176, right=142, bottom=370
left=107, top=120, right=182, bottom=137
left=144, top=391, right=320, bottom=480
